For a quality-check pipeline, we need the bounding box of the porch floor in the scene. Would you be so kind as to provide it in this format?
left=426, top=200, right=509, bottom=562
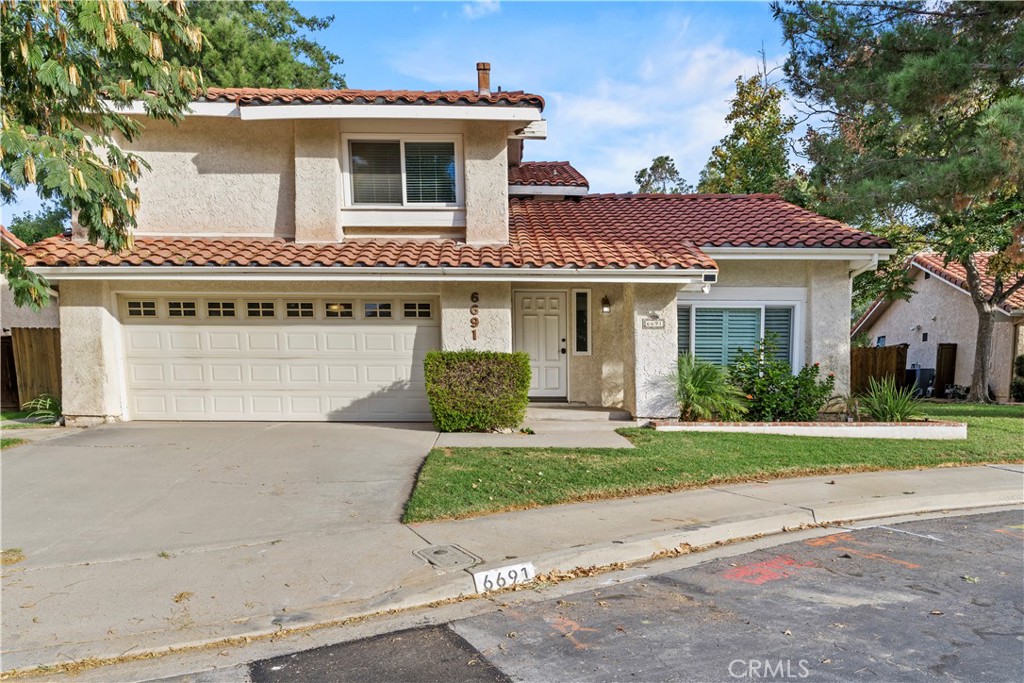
left=525, top=402, right=633, bottom=422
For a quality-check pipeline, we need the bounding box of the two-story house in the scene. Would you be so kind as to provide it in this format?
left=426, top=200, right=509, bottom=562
left=20, top=64, right=894, bottom=426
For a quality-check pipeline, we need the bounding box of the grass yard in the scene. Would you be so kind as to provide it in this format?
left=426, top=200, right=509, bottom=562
left=0, top=410, right=30, bottom=421
left=1, top=437, right=27, bottom=450
left=403, top=403, right=1023, bottom=522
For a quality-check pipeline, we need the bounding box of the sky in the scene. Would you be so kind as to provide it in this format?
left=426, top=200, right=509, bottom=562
left=2, top=0, right=790, bottom=224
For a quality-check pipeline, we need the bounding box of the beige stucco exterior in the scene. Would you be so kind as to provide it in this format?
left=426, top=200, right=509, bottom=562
left=119, top=116, right=511, bottom=242
left=685, top=259, right=855, bottom=395
left=861, top=268, right=1019, bottom=400
left=1, top=276, right=59, bottom=333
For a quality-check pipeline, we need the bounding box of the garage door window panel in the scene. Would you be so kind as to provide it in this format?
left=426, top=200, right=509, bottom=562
left=286, top=302, right=315, bottom=319
left=168, top=301, right=197, bottom=318
left=364, top=302, right=393, bottom=319
left=247, top=302, right=276, bottom=319
left=403, top=302, right=432, bottom=319
left=325, top=302, right=354, bottom=319
left=207, top=302, right=236, bottom=318
left=127, top=301, right=157, bottom=318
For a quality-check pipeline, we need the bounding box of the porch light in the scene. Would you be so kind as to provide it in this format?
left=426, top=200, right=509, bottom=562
left=601, top=296, right=612, bottom=314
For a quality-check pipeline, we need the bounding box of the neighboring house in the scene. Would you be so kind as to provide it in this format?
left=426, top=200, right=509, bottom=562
left=853, top=253, right=1024, bottom=401
left=2, top=226, right=61, bottom=409
left=18, top=64, right=893, bottom=426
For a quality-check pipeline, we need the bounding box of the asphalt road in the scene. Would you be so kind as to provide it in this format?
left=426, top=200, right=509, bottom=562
left=245, top=510, right=1024, bottom=683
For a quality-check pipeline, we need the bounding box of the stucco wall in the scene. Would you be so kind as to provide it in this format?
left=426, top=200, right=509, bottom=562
left=1, top=277, right=59, bottom=332
left=864, top=270, right=1016, bottom=400
left=808, top=261, right=853, bottom=395
left=462, top=122, right=509, bottom=244
left=439, top=282, right=512, bottom=352
left=294, top=121, right=341, bottom=242
left=126, top=118, right=296, bottom=237
left=710, top=260, right=853, bottom=394
left=59, top=281, right=123, bottom=425
left=631, top=284, right=680, bottom=418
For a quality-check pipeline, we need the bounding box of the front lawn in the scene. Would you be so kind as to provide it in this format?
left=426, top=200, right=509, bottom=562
left=1, top=437, right=27, bottom=450
left=0, top=410, right=30, bottom=421
left=403, top=403, right=1023, bottom=522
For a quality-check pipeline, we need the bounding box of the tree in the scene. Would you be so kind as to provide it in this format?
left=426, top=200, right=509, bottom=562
left=8, top=200, right=69, bottom=245
left=1, top=0, right=204, bottom=308
left=697, top=71, right=797, bottom=195
left=634, top=156, right=694, bottom=194
left=774, top=0, right=1024, bottom=402
left=163, top=1, right=345, bottom=89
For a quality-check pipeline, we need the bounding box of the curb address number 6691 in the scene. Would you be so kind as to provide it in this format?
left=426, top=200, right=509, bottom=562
left=472, top=562, right=536, bottom=593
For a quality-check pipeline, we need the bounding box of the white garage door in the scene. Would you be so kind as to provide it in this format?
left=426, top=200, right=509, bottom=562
left=121, top=296, right=439, bottom=421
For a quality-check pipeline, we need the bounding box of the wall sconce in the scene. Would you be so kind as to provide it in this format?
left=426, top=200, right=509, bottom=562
left=601, top=296, right=612, bottom=314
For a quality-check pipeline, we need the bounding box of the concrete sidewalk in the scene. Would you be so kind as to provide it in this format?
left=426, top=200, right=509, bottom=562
left=2, top=463, right=1022, bottom=675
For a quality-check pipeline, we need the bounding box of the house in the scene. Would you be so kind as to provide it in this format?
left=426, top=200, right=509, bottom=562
left=853, top=253, right=1024, bottom=401
left=2, top=226, right=61, bottom=410
left=17, top=64, right=893, bottom=426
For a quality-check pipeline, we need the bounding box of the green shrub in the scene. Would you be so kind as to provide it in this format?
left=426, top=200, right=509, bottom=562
left=1014, top=354, right=1024, bottom=378
left=860, top=376, right=921, bottom=421
left=676, top=354, right=747, bottom=421
left=424, top=350, right=531, bottom=432
left=730, top=338, right=836, bottom=422
left=1010, top=377, right=1024, bottom=403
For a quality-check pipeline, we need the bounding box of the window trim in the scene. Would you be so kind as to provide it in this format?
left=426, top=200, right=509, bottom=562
left=341, top=133, right=464, bottom=209
left=571, top=288, right=592, bottom=356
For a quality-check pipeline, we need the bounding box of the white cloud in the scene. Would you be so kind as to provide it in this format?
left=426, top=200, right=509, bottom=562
left=462, top=1, right=500, bottom=20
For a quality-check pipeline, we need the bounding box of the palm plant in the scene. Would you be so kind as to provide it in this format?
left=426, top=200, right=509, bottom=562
left=676, top=354, right=748, bottom=421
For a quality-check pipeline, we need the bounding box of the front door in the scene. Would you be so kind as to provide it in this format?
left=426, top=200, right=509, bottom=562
left=514, top=291, right=567, bottom=398
left=935, top=343, right=957, bottom=398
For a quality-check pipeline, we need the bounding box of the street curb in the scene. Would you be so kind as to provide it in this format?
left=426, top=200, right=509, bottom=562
left=3, top=495, right=1022, bottom=678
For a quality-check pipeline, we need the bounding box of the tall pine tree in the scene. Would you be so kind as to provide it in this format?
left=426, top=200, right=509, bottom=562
left=774, top=0, right=1024, bottom=401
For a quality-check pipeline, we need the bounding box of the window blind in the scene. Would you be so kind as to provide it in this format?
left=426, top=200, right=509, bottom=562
left=350, top=141, right=402, bottom=204
left=694, top=308, right=760, bottom=366
left=677, top=306, right=691, bottom=354
left=764, top=307, right=794, bottom=364
left=404, top=142, right=456, bottom=203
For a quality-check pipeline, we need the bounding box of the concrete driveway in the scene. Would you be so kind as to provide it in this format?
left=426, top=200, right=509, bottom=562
left=1, top=422, right=441, bottom=670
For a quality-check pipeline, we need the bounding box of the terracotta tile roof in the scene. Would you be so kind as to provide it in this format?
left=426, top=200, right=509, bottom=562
left=508, top=162, right=588, bottom=188
left=20, top=232, right=715, bottom=271
left=913, top=252, right=1024, bottom=312
left=1, top=225, right=27, bottom=250
left=510, top=194, right=892, bottom=249
left=202, top=87, right=545, bottom=111
left=852, top=251, right=1024, bottom=334
left=21, top=194, right=891, bottom=272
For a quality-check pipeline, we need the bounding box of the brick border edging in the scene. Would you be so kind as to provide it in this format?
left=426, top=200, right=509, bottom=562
left=650, top=419, right=965, bottom=428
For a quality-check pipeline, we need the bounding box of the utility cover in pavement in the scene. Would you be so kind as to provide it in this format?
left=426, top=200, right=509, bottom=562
left=415, top=545, right=480, bottom=569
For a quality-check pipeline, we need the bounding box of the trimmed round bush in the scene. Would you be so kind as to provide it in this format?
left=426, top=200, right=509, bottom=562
left=424, top=350, right=531, bottom=432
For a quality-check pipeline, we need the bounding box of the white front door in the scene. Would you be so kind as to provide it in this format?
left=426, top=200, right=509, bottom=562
left=514, top=291, right=567, bottom=398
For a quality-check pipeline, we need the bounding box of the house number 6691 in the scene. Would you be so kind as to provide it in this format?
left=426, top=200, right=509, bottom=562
left=470, top=292, right=480, bottom=341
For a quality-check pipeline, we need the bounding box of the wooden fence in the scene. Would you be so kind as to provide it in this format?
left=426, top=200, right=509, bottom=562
left=850, top=344, right=908, bottom=396
left=11, top=328, right=61, bottom=407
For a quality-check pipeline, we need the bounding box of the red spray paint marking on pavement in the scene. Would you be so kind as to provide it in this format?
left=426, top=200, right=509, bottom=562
left=804, top=531, right=920, bottom=569
left=547, top=615, right=599, bottom=650
left=994, top=528, right=1024, bottom=540
left=721, top=555, right=817, bottom=585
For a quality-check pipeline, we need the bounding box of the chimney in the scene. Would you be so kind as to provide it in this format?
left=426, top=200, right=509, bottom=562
left=476, top=62, right=491, bottom=96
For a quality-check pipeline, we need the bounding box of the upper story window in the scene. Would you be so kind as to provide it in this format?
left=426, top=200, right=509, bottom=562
left=349, top=138, right=458, bottom=206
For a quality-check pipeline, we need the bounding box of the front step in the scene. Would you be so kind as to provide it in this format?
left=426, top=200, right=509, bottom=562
left=525, top=403, right=633, bottom=422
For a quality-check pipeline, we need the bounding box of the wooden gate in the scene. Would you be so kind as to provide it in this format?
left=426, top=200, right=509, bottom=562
left=10, top=328, right=61, bottom=407
left=850, top=344, right=908, bottom=396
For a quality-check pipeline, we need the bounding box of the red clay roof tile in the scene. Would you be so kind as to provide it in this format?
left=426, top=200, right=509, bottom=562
left=508, top=162, right=588, bottom=188
left=913, top=252, right=1024, bottom=312
left=510, top=194, right=891, bottom=250
left=20, top=194, right=888, bottom=272
left=202, top=87, right=545, bottom=111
